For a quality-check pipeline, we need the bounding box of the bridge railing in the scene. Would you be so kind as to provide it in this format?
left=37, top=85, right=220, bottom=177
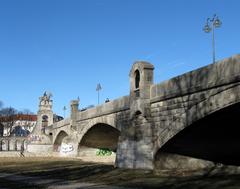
left=76, top=95, right=130, bottom=121
left=0, top=136, right=27, bottom=151
left=150, top=54, right=240, bottom=102
left=52, top=118, right=70, bottom=129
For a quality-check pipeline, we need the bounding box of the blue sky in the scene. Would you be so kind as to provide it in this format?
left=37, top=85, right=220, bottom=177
left=0, top=0, right=239, bottom=117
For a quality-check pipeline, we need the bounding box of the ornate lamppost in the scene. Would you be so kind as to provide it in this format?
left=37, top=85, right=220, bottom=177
left=96, top=83, right=102, bottom=105
left=63, top=106, right=66, bottom=118
left=203, top=14, right=222, bottom=63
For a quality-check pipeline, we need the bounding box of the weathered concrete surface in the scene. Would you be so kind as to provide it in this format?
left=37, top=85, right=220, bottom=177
left=0, top=151, right=23, bottom=157
left=25, top=54, right=240, bottom=170
left=151, top=55, right=240, bottom=157
left=78, top=146, right=116, bottom=163
left=150, top=55, right=240, bottom=101
left=154, top=152, right=215, bottom=170
left=76, top=96, right=130, bottom=121
left=27, top=144, right=53, bottom=156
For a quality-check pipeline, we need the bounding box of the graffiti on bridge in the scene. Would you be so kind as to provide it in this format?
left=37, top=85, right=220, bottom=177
left=96, top=148, right=112, bottom=156
left=60, top=143, right=74, bottom=154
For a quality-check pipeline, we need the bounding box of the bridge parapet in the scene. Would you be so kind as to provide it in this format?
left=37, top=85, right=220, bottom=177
left=52, top=118, right=70, bottom=129
left=0, top=136, right=27, bottom=141
left=76, top=96, right=130, bottom=121
left=0, top=136, right=27, bottom=151
left=150, top=54, right=240, bottom=102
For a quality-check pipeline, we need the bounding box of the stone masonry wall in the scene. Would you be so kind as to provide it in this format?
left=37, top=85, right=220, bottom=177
left=151, top=81, right=240, bottom=156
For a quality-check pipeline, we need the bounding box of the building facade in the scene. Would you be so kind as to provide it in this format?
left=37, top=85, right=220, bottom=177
left=0, top=114, right=37, bottom=137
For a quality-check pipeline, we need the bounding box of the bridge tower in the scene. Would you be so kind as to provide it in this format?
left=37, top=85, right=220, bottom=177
left=27, top=92, right=53, bottom=154
left=70, top=99, right=79, bottom=130
left=35, top=92, right=54, bottom=135
left=117, top=61, right=155, bottom=169
left=129, top=61, right=154, bottom=100
left=129, top=61, right=154, bottom=116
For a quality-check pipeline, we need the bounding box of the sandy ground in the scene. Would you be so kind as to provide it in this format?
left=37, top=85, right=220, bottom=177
left=0, top=157, right=240, bottom=189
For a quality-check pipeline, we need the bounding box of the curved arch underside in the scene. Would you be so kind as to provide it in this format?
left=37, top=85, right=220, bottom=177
left=79, top=123, right=120, bottom=152
left=157, top=102, right=240, bottom=166
left=78, top=123, right=120, bottom=163
left=54, top=131, right=68, bottom=146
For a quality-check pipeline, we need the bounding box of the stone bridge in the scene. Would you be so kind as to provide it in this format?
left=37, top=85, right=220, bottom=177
left=28, top=54, right=240, bottom=170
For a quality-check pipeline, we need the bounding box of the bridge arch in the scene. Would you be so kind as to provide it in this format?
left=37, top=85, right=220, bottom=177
left=154, top=85, right=240, bottom=155
left=78, top=119, right=120, bottom=163
left=154, top=90, right=240, bottom=169
left=1, top=139, right=9, bottom=151
left=78, top=116, right=117, bottom=139
left=8, top=139, right=15, bottom=151
left=53, top=130, right=69, bottom=152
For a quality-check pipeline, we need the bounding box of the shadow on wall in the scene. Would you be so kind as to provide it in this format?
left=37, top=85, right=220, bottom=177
left=155, top=102, right=240, bottom=169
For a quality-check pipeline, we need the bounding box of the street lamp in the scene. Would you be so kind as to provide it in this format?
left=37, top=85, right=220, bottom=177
left=63, top=106, right=66, bottom=118
left=203, top=14, right=222, bottom=63
left=96, top=83, right=102, bottom=105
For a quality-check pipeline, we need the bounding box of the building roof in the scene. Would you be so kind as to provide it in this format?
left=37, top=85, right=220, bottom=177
left=0, top=114, right=37, bottom=122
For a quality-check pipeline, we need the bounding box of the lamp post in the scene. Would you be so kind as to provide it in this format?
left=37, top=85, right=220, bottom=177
left=96, top=83, right=102, bottom=105
left=203, top=14, right=222, bottom=64
left=63, top=106, right=66, bottom=118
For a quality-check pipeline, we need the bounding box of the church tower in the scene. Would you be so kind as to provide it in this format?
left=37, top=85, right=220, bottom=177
left=30, top=92, right=53, bottom=143
left=36, top=92, right=54, bottom=134
left=27, top=92, right=54, bottom=153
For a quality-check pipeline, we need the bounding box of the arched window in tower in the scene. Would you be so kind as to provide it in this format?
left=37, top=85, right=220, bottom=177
left=42, top=115, right=48, bottom=133
left=135, top=70, right=140, bottom=89
left=134, top=70, right=140, bottom=97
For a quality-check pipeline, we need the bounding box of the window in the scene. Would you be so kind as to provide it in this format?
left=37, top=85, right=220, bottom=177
left=135, top=70, right=140, bottom=89
left=42, top=115, right=48, bottom=133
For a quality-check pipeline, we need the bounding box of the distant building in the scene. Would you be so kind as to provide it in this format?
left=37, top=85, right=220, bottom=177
left=0, top=113, right=64, bottom=137
left=0, top=114, right=37, bottom=136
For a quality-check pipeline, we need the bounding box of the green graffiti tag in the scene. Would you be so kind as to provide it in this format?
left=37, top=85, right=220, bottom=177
left=96, top=148, right=112, bottom=156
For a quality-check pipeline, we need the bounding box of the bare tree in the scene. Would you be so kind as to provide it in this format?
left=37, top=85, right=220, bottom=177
left=18, top=109, right=34, bottom=115
left=0, top=101, right=35, bottom=136
left=0, top=107, right=18, bottom=136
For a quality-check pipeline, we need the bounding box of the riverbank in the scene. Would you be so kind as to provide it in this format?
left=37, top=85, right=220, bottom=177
left=0, top=157, right=240, bottom=189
